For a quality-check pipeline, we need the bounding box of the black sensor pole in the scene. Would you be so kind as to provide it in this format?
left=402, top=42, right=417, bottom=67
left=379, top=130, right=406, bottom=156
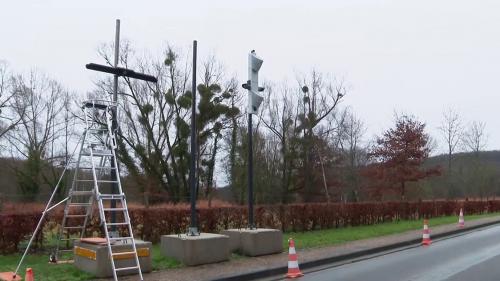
left=248, top=112, right=254, bottom=229
left=243, top=51, right=264, bottom=229
left=188, top=40, right=199, bottom=236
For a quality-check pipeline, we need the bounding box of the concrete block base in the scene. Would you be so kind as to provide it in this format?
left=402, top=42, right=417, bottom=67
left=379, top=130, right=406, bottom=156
left=161, top=233, right=230, bottom=266
left=221, top=228, right=283, bottom=256
left=73, top=239, right=152, bottom=278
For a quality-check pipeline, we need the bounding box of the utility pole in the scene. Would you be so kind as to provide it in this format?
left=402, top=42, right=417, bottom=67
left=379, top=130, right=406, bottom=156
left=188, top=40, right=199, bottom=236
left=85, top=19, right=157, bottom=236
left=110, top=19, right=120, bottom=236
left=242, top=50, right=264, bottom=229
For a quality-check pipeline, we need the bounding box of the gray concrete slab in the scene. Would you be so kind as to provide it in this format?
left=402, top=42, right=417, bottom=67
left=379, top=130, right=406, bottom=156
left=222, top=228, right=283, bottom=256
left=220, top=229, right=242, bottom=253
left=73, top=239, right=152, bottom=278
left=161, top=233, right=230, bottom=266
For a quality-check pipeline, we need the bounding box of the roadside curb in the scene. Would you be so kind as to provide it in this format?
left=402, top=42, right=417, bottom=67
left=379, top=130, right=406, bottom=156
left=214, top=218, right=500, bottom=281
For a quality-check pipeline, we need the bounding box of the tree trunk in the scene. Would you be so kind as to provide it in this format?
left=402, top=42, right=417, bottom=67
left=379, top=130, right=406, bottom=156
left=401, top=181, right=406, bottom=201
left=280, top=137, right=288, bottom=204
left=206, top=135, right=219, bottom=202
left=317, top=147, right=330, bottom=203
left=303, top=130, right=314, bottom=202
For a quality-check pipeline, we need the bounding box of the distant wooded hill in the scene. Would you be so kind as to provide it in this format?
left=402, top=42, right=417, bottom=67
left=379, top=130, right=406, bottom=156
left=0, top=157, right=143, bottom=203
left=1, top=151, right=500, bottom=203
left=213, top=151, right=500, bottom=202
left=421, top=150, right=500, bottom=199
left=426, top=150, right=500, bottom=168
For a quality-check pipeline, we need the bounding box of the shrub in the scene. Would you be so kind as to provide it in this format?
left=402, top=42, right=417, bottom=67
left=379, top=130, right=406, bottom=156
left=1, top=200, right=499, bottom=253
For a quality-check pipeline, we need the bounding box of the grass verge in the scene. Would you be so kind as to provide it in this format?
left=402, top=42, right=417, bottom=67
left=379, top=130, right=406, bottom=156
left=285, top=212, right=500, bottom=249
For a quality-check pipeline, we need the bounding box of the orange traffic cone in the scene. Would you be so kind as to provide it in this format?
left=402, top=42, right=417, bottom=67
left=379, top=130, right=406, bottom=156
left=422, top=219, right=432, bottom=246
left=25, top=268, right=33, bottom=281
left=458, top=208, right=465, bottom=227
left=286, top=238, right=304, bottom=278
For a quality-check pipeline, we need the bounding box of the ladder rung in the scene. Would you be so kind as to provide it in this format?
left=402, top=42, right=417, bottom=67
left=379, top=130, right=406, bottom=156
left=65, top=214, right=88, bottom=218
left=93, top=152, right=113, bottom=156
left=79, top=166, right=116, bottom=170
left=114, top=266, right=139, bottom=272
left=68, top=203, right=92, bottom=207
left=81, top=152, right=113, bottom=157
left=92, top=148, right=111, bottom=152
left=77, top=179, right=118, bottom=183
left=84, top=102, right=109, bottom=109
left=99, top=194, right=125, bottom=199
left=64, top=226, right=85, bottom=229
left=87, top=127, right=108, bottom=131
left=106, top=222, right=129, bottom=226
left=71, top=191, right=94, bottom=195
left=103, top=208, right=126, bottom=211
left=91, top=150, right=113, bottom=154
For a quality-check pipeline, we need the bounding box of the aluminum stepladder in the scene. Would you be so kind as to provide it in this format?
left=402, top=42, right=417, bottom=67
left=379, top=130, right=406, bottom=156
left=55, top=100, right=143, bottom=281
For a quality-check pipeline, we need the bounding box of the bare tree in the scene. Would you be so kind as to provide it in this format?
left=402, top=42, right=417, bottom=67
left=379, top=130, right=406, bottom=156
left=54, top=90, right=78, bottom=199
left=201, top=54, right=224, bottom=86
left=313, top=108, right=349, bottom=202
left=222, top=78, right=245, bottom=203
left=6, top=70, right=67, bottom=199
left=438, top=109, right=463, bottom=171
left=463, top=121, right=487, bottom=156
left=260, top=82, right=301, bottom=203
left=460, top=121, right=489, bottom=199
left=197, top=57, right=238, bottom=205
left=340, top=109, right=366, bottom=201
left=296, top=71, right=345, bottom=201
left=0, top=61, right=24, bottom=141
left=342, top=110, right=365, bottom=169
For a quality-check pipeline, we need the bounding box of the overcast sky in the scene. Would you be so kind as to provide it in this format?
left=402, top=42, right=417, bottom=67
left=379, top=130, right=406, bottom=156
left=2, top=0, right=500, bottom=153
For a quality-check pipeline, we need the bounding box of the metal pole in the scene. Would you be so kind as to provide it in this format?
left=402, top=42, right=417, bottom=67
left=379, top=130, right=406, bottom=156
left=248, top=113, right=254, bottom=229
left=110, top=19, right=120, bottom=234
left=188, top=40, right=198, bottom=236
left=113, top=19, right=120, bottom=103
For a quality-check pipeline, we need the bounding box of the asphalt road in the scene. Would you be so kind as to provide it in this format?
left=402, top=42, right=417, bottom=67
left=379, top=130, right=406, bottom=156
left=288, top=225, right=500, bottom=281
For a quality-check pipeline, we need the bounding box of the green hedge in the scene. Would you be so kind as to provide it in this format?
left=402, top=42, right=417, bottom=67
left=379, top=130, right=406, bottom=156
left=1, top=200, right=499, bottom=254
